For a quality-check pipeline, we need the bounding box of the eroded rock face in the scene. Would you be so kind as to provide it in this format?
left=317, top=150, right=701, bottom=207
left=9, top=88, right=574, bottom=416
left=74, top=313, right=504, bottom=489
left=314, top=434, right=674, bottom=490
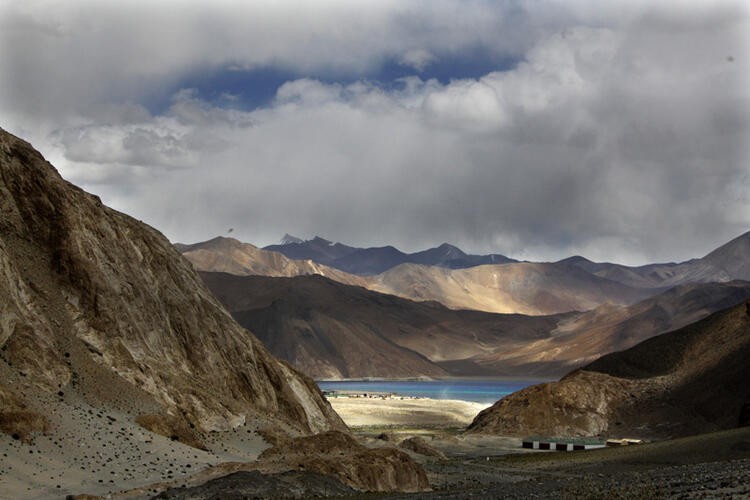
left=0, top=128, right=344, bottom=436
left=468, top=302, right=750, bottom=439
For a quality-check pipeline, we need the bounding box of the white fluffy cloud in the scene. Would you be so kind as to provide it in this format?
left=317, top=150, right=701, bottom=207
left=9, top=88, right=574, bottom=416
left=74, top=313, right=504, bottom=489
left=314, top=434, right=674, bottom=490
left=1, top=1, right=748, bottom=264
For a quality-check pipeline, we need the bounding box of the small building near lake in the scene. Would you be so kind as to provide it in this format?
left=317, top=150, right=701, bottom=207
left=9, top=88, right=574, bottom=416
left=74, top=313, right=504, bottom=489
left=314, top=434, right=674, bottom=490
left=522, top=436, right=606, bottom=451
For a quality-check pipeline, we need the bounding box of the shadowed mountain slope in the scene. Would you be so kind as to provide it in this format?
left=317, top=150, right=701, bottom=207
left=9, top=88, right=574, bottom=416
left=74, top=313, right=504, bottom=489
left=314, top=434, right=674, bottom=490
left=468, top=300, right=750, bottom=439
left=199, top=271, right=750, bottom=379
left=198, top=272, right=562, bottom=379
left=471, top=281, right=750, bottom=375
left=0, top=127, right=344, bottom=439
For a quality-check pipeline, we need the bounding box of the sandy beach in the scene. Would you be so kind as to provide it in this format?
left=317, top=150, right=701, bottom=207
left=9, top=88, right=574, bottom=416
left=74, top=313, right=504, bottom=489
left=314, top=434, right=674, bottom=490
left=326, top=394, right=490, bottom=428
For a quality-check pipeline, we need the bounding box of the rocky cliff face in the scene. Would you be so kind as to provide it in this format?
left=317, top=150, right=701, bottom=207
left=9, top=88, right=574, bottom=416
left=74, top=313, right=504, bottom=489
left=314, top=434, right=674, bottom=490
left=0, top=127, right=344, bottom=436
left=467, top=301, right=750, bottom=439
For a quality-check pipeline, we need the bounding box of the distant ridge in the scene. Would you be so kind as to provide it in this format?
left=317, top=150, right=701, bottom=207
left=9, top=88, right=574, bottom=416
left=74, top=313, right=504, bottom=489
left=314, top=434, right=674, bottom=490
left=178, top=236, right=367, bottom=288
left=558, top=230, right=750, bottom=289
left=265, top=236, right=516, bottom=275
left=280, top=233, right=304, bottom=245
left=181, top=229, right=750, bottom=316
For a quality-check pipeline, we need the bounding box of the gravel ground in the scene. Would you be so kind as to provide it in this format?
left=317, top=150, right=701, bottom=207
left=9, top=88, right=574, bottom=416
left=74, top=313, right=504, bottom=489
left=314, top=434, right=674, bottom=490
left=362, top=427, right=750, bottom=499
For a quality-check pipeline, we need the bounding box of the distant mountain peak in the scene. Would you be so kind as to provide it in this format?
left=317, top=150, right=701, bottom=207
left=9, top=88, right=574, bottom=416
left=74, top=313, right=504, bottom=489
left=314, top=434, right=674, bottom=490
left=280, top=233, right=304, bottom=245
left=437, top=242, right=461, bottom=250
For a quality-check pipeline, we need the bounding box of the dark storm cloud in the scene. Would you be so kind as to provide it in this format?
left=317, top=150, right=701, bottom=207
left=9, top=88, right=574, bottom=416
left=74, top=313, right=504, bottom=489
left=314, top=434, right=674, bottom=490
left=0, top=1, right=748, bottom=264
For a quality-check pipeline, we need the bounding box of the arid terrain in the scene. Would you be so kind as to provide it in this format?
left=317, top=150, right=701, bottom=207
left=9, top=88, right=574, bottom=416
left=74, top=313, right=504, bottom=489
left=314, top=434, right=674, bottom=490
left=185, top=230, right=750, bottom=316
left=0, top=128, right=427, bottom=498
left=2, top=127, right=749, bottom=499
left=198, top=271, right=750, bottom=379
left=468, top=301, right=750, bottom=439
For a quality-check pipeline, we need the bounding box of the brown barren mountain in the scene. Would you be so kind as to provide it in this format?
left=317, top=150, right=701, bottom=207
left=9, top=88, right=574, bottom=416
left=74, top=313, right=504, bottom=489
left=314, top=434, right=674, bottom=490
left=468, top=301, right=750, bottom=439
left=199, top=272, right=750, bottom=379
left=198, top=272, right=563, bottom=379
left=179, top=236, right=367, bottom=287
left=471, top=280, right=750, bottom=376
left=561, top=232, right=750, bottom=289
left=368, top=261, right=654, bottom=315
left=0, top=128, right=427, bottom=499
left=181, top=238, right=654, bottom=315
left=0, top=127, right=343, bottom=436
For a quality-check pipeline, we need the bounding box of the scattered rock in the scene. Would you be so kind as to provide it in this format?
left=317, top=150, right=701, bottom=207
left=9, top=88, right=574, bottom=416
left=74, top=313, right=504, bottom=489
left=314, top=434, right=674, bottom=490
left=135, top=414, right=206, bottom=450
left=153, top=470, right=355, bottom=499
left=399, top=436, right=447, bottom=459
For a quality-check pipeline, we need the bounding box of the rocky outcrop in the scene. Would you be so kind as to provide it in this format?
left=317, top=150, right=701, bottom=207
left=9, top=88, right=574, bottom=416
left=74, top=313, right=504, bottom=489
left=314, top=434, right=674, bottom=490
left=0, top=382, right=48, bottom=442
left=255, top=431, right=430, bottom=492
left=468, top=301, right=750, bottom=439
left=399, top=436, right=447, bottom=459
left=0, top=127, right=344, bottom=437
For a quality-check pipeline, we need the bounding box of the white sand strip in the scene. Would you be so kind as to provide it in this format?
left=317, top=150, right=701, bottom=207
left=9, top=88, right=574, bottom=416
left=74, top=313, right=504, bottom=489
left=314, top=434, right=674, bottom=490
left=327, top=396, right=490, bottom=428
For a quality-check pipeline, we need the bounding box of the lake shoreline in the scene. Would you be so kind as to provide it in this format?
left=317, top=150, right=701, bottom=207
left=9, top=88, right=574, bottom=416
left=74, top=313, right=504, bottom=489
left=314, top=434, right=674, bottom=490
left=316, top=376, right=556, bottom=383
left=327, top=395, right=490, bottom=429
left=317, top=378, right=546, bottom=405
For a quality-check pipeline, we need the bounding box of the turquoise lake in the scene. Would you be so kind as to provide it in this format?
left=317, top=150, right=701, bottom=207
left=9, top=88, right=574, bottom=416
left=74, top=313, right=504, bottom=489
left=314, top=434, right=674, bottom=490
left=316, top=379, right=546, bottom=404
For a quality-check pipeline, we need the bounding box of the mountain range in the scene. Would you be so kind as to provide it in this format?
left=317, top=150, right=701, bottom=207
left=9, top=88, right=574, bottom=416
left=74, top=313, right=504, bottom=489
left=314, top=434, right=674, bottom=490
left=199, top=272, right=750, bottom=379
left=266, top=232, right=750, bottom=288
left=182, top=237, right=657, bottom=315
left=176, top=237, right=367, bottom=288
left=182, top=231, right=750, bottom=317
left=198, top=272, right=562, bottom=379
left=264, top=236, right=515, bottom=275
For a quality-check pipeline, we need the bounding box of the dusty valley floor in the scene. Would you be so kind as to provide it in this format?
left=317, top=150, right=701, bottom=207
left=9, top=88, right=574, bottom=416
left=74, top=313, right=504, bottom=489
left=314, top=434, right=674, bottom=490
left=2, top=392, right=750, bottom=498
left=361, top=427, right=750, bottom=499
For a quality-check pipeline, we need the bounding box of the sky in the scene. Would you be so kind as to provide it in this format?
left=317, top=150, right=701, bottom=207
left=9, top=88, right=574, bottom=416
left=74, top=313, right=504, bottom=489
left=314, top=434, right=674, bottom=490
left=1, top=0, right=748, bottom=265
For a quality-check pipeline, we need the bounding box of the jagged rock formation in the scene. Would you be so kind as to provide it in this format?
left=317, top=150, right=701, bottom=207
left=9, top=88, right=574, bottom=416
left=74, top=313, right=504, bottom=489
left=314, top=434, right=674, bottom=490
left=0, top=127, right=344, bottom=437
left=467, top=301, right=750, bottom=439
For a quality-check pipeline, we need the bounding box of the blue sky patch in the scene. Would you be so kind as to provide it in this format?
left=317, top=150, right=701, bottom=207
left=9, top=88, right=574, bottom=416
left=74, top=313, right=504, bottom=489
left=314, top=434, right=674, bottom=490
left=147, top=50, right=521, bottom=115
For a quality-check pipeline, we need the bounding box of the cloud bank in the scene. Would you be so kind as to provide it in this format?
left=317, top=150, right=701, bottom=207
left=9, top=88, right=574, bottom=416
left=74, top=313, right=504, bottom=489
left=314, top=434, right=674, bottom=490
left=1, top=1, right=748, bottom=264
